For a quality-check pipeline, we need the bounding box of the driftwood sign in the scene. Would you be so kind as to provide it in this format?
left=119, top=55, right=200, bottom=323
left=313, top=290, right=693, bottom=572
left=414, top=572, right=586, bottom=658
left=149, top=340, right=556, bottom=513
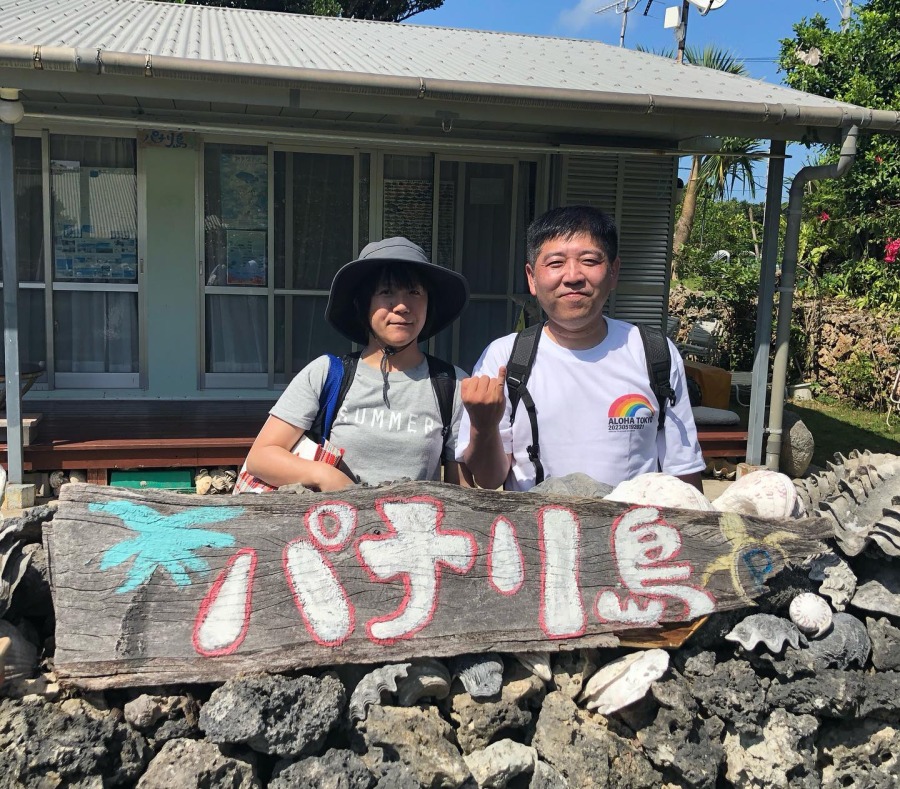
left=46, top=482, right=830, bottom=689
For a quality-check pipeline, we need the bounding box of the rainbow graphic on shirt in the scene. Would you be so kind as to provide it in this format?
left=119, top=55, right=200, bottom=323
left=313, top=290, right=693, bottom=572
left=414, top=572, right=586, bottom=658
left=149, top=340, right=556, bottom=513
left=607, top=394, right=655, bottom=431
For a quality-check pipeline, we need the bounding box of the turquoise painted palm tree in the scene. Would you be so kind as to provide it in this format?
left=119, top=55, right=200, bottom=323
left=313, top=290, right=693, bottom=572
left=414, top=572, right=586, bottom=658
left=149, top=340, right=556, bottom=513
left=94, top=501, right=242, bottom=593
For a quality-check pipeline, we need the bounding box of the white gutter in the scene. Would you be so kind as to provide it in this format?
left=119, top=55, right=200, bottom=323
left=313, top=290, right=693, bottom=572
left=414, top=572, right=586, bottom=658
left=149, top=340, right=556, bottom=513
left=765, top=126, right=859, bottom=469
left=1, top=44, right=899, bottom=133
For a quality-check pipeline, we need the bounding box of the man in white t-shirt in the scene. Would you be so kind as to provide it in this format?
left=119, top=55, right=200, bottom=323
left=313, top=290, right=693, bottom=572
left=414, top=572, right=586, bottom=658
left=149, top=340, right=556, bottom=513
left=457, top=205, right=705, bottom=491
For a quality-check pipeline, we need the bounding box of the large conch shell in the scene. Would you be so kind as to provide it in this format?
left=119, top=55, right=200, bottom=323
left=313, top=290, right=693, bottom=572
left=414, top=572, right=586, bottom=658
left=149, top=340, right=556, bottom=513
left=713, top=470, right=805, bottom=518
left=578, top=649, right=669, bottom=715
left=605, top=473, right=715, bottom=511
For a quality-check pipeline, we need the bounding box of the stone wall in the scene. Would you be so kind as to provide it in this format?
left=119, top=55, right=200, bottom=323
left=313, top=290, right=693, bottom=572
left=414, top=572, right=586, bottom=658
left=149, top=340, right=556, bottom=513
left=668, top=285, right=900, bottom=407
left=2, top=459, right=900, bottom=788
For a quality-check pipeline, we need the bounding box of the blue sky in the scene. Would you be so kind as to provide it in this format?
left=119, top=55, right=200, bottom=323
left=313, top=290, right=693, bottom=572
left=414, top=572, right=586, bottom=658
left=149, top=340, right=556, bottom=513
left=410, top=0, right=850, bottom=199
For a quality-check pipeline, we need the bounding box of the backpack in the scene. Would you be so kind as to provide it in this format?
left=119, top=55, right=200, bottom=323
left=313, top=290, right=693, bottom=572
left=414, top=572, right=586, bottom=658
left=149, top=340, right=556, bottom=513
left=505, top=322, right=676, bottom=486
left=235, top=352, right=457, bottom=494
left=307, top=351, right=457, bottom=450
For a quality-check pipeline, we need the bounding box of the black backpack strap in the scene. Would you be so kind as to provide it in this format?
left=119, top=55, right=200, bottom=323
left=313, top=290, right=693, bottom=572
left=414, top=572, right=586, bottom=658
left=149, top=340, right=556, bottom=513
left=638, top=324, right=676, bottom=431
left=505, top=323, right=545, bottom=485
left=307, top=352, right=360, bottom=442
left=425, top=354, right=457, bottom=455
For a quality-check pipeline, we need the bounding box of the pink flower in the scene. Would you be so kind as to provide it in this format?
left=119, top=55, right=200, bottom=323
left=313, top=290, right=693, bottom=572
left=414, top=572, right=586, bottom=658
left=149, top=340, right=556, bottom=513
left=819, top=212, right=830, bottom=222
left=884, top=238, right=900, bottom=264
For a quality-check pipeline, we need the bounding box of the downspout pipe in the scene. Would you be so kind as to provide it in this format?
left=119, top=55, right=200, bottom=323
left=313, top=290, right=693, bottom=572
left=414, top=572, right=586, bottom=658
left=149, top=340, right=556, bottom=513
left=765, top=125, right=858, bottom=469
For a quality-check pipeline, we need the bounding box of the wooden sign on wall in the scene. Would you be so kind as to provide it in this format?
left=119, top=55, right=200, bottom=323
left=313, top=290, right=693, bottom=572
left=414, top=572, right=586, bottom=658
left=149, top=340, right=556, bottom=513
left=46, top=482, right=830, bottom=690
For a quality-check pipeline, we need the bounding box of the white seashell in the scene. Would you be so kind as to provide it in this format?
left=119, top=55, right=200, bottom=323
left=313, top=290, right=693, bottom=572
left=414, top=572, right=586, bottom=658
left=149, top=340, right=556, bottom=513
left=0, top=620, right=38, bottom=686
left=805, top=612, right=870, bottom=669
left=725, top=613, right=801, bottom=654
left=396, top=658, right=451, bottom=706
left=713, top=470, right=805, bottom=518
left=604, top=473, right=715, bottom=511
left=789, top=593, right=833, bottom=638
left=808, top=553, right=856, bottom=611
left=513, top=651, right=552, bottom=683
left=348, top=662, right=411, bottom=722
left=451, top=653, right=504, bottom=699
left=579, top=649, right=669, bottom=715
left=1, top=522, right=32, bottom=618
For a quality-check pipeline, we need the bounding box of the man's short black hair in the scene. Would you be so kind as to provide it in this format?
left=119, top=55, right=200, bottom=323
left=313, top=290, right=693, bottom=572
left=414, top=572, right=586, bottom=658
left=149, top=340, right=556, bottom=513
left=526, top=205, right=619, bottom=265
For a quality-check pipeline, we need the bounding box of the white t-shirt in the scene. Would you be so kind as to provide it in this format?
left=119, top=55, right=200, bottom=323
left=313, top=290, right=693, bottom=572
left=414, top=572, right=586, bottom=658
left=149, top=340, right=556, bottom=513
left=456, top=319, right=705, bottom=491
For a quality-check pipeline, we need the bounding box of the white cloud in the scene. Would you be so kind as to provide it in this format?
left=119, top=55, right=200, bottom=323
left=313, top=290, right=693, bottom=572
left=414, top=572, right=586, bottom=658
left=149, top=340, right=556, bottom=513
left=558, top=0, right=620, bottom=33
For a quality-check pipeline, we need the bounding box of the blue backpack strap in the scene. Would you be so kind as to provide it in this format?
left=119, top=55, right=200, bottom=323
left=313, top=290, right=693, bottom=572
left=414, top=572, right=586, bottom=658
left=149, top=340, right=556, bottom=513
left=307, top=353, right=356, bottom=442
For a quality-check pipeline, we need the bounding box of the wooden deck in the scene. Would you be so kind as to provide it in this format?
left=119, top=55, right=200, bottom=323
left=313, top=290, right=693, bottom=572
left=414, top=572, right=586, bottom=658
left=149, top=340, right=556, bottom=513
left=1, top=400, right=747, bottom=483
left=0, top=400, right=271, bottom=479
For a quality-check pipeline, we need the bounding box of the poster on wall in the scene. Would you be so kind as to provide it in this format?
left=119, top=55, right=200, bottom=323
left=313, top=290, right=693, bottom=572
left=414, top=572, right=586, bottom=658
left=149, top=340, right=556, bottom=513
left=219, top=153, right=267, bottom=230
left=225, top=229, right=267, bottom=286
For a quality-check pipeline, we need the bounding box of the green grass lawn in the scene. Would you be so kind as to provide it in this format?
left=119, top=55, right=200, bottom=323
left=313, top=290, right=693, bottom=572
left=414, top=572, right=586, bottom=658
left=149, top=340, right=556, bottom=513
left=785, top=399, right=900, bottom=468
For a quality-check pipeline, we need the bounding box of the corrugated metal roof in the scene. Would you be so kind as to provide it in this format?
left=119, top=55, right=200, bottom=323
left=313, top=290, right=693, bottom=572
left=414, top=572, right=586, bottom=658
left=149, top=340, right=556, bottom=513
left=0, top=0, right=852, bottom=111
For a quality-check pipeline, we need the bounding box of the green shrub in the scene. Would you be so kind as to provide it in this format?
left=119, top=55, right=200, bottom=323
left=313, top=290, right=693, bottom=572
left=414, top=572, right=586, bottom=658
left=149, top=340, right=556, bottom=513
left=834, top=351, right=879, bottom=405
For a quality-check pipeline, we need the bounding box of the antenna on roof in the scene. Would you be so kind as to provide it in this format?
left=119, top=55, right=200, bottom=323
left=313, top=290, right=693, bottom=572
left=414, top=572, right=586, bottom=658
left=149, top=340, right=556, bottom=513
left=663, top=0, right=728, bottom=63
left=595, top=0, right=642, bottom=48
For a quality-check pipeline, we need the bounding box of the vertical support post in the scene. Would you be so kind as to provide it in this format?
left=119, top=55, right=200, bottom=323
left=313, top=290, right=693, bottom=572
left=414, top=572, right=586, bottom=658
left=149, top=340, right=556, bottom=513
left=675, top=1, right=690, bottom=63
left=840, top=0, right=852, bottom=32
left=746, top=140, right=785, bottom=466
left=0, top=121, right=23, bottom=483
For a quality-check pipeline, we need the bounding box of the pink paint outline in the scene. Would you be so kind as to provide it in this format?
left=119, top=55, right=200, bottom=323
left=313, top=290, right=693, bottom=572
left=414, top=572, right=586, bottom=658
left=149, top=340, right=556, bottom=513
left=593, top=588, right=664, bottom=625
left=305, top=500, right=358, bottom=552
left=192, top=548, right=257, bottom=657
left=283, top=537, right=355, bottom=647
left=537, top=505, right=587, bottom=639
left=594, top=506, right=716, bottom=623
left=355, top=495, right=477, bottom=645
left=487, top=516, right=525, bottom=596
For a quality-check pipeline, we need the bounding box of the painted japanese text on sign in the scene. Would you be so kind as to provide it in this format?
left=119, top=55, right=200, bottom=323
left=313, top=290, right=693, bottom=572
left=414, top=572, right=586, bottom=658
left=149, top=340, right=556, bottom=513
left=46, top=482, right=829, bottom=688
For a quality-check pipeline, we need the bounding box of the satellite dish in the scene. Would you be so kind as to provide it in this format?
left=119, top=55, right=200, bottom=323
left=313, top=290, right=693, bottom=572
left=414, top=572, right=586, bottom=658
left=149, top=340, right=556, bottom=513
left=685, top=0, right=727, bottom=14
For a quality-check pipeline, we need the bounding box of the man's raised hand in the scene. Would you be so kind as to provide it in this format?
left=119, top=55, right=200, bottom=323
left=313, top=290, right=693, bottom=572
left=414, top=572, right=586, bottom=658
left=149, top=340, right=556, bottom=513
left=461, top=366, right=508, bottom=431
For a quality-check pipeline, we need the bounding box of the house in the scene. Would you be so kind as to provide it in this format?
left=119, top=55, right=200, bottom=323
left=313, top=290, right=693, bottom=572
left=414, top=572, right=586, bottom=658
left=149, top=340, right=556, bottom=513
left=1, top=0, right=898, bottom=486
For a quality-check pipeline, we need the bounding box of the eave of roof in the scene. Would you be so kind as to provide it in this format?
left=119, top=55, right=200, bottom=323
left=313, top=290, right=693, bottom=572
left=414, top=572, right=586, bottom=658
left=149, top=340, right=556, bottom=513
left=0, top=0, right=898, bottom=140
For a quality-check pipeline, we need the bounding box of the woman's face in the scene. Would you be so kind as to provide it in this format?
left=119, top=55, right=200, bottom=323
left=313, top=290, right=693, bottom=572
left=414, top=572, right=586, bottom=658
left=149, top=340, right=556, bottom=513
left=366, top=272, right=429, bottom=348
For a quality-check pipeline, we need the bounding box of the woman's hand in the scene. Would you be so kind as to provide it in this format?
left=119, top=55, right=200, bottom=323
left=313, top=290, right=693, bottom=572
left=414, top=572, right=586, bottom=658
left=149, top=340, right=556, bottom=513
left=310, top=463, right=355, bottom=492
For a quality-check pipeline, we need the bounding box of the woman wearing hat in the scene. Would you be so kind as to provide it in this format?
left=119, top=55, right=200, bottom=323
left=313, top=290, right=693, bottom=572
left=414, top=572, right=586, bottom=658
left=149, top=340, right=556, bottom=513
left=241, top=238, right=471, bottom=492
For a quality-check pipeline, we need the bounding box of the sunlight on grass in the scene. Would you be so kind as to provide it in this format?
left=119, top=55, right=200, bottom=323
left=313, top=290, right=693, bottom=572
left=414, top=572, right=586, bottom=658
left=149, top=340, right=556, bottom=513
left=786, top=400, right=900, bottom=468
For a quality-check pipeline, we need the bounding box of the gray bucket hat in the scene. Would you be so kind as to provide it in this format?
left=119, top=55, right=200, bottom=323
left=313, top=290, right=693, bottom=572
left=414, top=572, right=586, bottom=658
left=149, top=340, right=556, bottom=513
left=325, top=237, right=470, bottom=345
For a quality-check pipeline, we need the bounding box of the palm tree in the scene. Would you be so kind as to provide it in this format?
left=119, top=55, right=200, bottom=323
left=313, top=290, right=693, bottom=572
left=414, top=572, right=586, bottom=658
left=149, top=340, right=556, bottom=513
left=663, top=46, right=762, bottom=277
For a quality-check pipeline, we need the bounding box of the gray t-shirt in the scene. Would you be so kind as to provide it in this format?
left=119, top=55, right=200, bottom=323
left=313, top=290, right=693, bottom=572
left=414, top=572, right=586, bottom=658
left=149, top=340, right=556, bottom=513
left=270, top=355, right=466, bottom=485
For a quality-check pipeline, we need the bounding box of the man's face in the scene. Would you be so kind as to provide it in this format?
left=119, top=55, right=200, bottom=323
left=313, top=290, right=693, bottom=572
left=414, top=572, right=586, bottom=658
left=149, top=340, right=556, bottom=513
left=526, top=232, right=620, bottom=335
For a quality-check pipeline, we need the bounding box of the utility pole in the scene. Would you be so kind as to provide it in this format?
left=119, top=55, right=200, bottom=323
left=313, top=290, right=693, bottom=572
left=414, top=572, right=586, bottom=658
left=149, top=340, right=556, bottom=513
left=821, top=0, right=853, bottom=31
left=840, top=0, right=852, bottom=31
left=675, top=0, right=690, bottom=63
